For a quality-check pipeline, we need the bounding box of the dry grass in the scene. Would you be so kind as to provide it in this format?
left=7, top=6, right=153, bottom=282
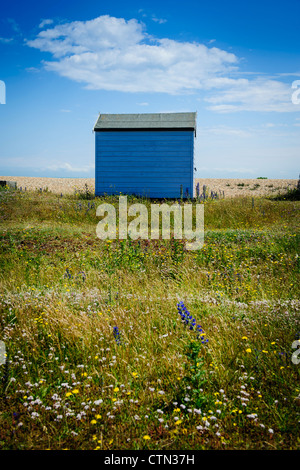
left=0, top=176, right=298, bottom=197
left=0, top=185, right=299, bottom=450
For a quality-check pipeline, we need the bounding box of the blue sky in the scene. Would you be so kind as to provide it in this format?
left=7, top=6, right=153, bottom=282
left=0, top=0, right=299, bottom=179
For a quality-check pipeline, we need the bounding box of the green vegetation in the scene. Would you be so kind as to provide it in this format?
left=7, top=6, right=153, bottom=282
left=0, top=187, right=299, bottom=450
left=271, top=186, right=300, bottom=202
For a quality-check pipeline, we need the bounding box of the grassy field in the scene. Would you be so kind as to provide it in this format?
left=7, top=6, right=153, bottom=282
left=0, top=185, right=299, bottom=450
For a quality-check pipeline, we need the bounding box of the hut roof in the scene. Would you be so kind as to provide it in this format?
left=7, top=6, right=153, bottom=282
left=93, top=112, right=197, bottom=133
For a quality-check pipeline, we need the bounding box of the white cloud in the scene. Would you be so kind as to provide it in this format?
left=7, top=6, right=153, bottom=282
left=26, top=15, right=237, bottom=95
left=27, top=16, right=145, bottom=58
left=1, top=18, right=22, bottom=43
left=152, top=16, right=167, bottom=24
left=197, top=125, right=252, bottom=138
left=7, top=18, right=21, bottom=34
left=25, top=15, right=297, bottom=112
left=39, top=19, right=54, bottom=29
left=0, top=37, right=14, bottom=43
left=205, top=78, right=296, bottom=112
left=46, top=162, right=94, bottom=172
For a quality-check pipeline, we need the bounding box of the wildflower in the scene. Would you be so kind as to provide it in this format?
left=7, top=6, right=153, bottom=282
left=143, top=435, right=151, bottom=440
left=246, top=348, right=252, bottom=353
left=113, top=326, right=122, bottom=345
left=94, top=399, right=103, bottom=405
left=177, top=302, right=205, bottom=338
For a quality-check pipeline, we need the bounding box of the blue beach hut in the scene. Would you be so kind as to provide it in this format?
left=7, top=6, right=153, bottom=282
left=93, top=112, right=196, bottom=198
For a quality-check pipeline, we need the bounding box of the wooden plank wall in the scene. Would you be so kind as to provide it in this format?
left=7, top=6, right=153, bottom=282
left=95, top=130, right=194, bottom=198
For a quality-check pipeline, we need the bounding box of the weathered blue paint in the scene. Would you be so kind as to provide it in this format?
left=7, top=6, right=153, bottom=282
left=94, top=122, right=195, bottom=199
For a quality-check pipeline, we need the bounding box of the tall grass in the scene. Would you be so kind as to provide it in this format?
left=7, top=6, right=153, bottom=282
left=0, top=187, right=299, bottom=450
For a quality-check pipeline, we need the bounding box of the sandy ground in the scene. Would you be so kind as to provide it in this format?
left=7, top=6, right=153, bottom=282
left=0, top=176, right=298, bottom=197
